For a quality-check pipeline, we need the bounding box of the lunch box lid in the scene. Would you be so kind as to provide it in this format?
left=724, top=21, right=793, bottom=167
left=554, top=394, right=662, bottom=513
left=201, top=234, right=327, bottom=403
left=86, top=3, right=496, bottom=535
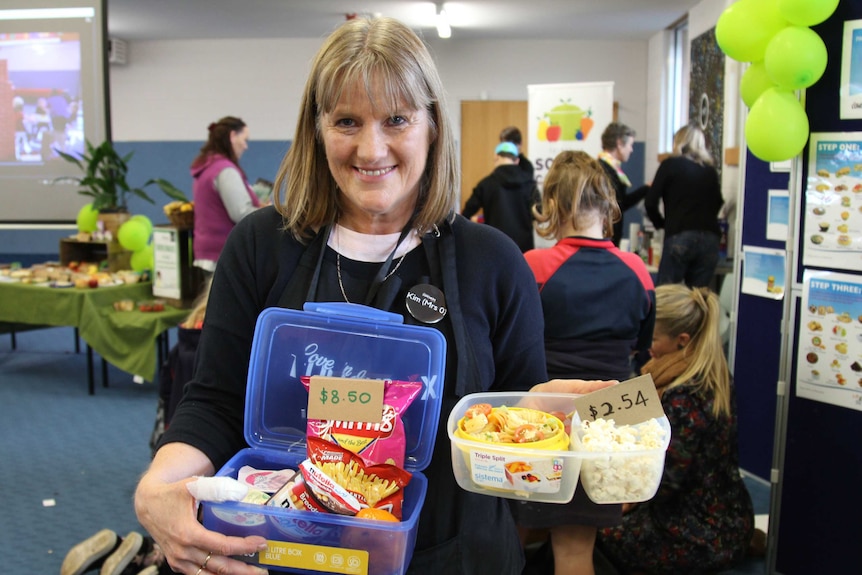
left=244, top=302, right=447, bottom=472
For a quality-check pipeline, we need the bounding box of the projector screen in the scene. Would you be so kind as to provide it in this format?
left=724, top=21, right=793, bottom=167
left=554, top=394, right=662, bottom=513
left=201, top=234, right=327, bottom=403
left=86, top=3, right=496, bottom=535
left=0, top=0, right=109, bottom=224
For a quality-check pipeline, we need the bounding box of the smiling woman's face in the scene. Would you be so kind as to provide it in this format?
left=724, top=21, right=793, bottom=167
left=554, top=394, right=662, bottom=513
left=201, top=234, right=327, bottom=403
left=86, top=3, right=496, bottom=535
left=320, top=77, right=432, bottom=234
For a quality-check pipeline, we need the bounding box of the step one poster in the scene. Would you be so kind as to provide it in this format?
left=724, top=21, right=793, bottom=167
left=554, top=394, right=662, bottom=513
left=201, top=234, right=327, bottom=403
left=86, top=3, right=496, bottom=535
left=797, top=269, right=862, bottom=412
left=802, top=133, right=862, bottom=272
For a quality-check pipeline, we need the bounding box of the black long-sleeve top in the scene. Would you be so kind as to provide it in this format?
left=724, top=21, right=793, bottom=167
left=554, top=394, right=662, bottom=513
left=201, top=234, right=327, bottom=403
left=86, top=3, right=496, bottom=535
left=599, top=160, right=648, bottom=246
left=645, top=156, right=723, bottom=238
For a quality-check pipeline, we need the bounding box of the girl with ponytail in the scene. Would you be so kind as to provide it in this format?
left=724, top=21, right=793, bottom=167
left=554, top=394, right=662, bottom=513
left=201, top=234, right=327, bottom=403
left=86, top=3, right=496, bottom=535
left=596, top=284, right=756, bottom=573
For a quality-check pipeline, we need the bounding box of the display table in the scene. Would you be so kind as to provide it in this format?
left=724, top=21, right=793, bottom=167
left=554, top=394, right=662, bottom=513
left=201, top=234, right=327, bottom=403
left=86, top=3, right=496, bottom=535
left=0, top=280, right=187, bottom=392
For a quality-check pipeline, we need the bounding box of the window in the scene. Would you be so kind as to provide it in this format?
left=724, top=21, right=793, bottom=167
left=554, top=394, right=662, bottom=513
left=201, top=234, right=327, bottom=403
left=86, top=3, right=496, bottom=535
left=665, top=17, right=689, bottom=151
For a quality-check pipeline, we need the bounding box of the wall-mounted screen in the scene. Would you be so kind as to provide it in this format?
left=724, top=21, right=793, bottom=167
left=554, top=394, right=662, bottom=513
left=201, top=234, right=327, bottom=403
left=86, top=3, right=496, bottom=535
left=0, top=0, right=108, bottom=223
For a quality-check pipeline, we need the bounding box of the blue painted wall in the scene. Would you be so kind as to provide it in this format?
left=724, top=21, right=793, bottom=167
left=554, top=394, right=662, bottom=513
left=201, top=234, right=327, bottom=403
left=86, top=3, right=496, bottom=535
left=0, top=139, right=646, bottom=260
left=0, top=139, right=291, bottom=260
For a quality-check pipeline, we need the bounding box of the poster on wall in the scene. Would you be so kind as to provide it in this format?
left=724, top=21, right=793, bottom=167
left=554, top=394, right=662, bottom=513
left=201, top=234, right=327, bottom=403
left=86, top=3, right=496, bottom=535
left=689, top=27, right=725, bottom=178
left=527, top=82, right=614, bottom=186
left=802, top=133, right=862, bottom=271
left=840, top=19, right=862, bottom=119
left=766, top=189, right=790, bottom=242
left=797, top=269, right=862, bottom=412
left=741, top=246, right=786, bottom=300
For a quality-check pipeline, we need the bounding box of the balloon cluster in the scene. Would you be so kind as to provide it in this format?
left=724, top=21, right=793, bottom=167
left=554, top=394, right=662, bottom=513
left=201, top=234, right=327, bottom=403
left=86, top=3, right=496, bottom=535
left=716, top=0, right=839, bottom=162
left=118, top=215, right=155, bottom=272
left=77, top=203, right=154, bottom=272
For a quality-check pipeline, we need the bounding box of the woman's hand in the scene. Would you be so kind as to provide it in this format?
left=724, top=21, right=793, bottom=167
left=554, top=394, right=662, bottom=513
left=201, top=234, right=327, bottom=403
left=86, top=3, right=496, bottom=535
left=135, top=444, right=269, bottom=575
left=530, top=379, right=617, bottom=394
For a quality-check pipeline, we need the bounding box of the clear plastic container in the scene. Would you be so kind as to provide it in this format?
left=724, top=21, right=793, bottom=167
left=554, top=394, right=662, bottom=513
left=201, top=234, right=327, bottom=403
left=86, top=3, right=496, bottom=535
left=201, top=303, right=446, bottom=575
left=448, top=392, right=672, bottom=505
left=573, top=416, right=671, bottom=504
left=447, top=392, right=583, bottom=504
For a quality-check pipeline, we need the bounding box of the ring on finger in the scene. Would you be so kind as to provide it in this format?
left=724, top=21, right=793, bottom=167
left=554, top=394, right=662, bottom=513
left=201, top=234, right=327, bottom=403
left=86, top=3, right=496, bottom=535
left=194, top=568, right=204, bottom=575
left=202, top=551, right=213, bottom=569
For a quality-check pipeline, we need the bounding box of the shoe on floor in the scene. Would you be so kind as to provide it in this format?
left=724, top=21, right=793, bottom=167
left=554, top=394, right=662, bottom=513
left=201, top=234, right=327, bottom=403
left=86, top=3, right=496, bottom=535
left=100, top=531, right=144, bottom=575
left=61, top=529, right=119, bottom=575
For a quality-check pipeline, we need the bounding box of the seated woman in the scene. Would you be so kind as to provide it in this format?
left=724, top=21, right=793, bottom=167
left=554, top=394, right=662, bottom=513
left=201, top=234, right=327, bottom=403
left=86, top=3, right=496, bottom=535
left=595, top=284, right=754, bottom=574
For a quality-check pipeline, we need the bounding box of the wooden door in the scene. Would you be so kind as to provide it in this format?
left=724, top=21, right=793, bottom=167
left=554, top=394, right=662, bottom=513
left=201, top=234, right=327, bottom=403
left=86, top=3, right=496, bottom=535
left=460, top=101, right=528, bottom=210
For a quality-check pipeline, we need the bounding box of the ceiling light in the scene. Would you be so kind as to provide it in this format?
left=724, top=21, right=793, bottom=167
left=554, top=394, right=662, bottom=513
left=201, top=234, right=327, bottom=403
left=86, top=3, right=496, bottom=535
left=436, top=4, right=451, bottom=39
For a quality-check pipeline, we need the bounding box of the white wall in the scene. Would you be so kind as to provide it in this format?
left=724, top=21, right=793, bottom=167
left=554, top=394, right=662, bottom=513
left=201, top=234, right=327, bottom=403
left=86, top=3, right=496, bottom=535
left=109, top=36, right=648, bottom=144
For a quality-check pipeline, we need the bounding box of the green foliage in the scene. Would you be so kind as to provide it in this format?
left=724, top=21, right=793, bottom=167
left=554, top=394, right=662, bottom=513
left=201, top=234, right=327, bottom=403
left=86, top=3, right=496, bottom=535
left=55, top=140, right=188, bottom=211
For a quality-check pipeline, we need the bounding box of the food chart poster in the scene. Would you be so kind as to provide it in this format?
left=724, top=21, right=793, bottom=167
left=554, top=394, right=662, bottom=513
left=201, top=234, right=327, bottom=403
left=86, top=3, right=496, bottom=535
left=766, top=189, right=790, bottom=242
left=797, top=270, right=862, bottom=412
left=840, top=19, right=862, bottom=119
left=802, top=133, right=862, bottom=272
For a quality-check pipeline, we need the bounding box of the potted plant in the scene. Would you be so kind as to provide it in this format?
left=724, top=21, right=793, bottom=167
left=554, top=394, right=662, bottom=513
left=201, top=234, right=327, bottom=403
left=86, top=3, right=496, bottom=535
left=55, top=140, right=187, bottom=236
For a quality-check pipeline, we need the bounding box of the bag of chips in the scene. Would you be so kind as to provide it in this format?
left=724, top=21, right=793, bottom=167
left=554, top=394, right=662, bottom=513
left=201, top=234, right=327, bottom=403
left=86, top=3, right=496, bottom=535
left=301, top=377, right=423, bottom=467
left=305, top=437, right=412, bottom=519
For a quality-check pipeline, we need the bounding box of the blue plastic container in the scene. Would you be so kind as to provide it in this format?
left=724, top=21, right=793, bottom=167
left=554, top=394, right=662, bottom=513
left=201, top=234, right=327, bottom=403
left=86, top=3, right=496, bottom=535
left=200, top=303, right=446, bottom=575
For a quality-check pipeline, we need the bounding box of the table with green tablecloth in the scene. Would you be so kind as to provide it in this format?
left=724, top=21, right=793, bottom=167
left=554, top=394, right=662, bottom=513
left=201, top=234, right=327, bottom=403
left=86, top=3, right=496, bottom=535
left=0, top=280, right=188, bottom=392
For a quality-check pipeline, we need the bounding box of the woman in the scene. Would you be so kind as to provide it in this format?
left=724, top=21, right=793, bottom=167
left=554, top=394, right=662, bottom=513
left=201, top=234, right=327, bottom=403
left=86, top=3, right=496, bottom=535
left=134, top=17, right=609, bottom=575
left=596, top=284, right=754, bottom=574
left=190, top=116, right=261, bottom=275
left=516, top=151, right=655, bottom=575
left=645, top=124, right=724, bottom=288
left=598, top=123, right=648, bottom=247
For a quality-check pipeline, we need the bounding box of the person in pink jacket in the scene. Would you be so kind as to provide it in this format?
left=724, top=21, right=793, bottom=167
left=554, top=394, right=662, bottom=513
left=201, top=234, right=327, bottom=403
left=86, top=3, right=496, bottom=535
left=191, top=116, right=261, bottom=276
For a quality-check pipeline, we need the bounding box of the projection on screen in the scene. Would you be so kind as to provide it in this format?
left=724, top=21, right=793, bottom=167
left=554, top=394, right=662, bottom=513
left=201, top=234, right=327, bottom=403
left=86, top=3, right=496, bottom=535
left=0, top=1, right=108, bottom=224
left=3, top=32, right=86, bottom=163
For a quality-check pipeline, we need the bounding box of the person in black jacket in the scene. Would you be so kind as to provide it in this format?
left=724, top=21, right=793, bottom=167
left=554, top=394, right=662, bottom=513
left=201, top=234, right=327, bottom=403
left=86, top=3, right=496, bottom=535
left=598, top=122, right=649, bottom=246
left=462, top=141, right=539, bottom=252
left=645, top=124, right=724, bottom=288
left=500, top=125, right=535, bottom=180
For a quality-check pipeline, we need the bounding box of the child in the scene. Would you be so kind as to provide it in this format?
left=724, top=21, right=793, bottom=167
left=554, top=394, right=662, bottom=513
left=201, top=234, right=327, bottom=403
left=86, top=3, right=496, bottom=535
left=515, top=150, right=655, bottom=575
left=596, top=284, right=754, bottom=573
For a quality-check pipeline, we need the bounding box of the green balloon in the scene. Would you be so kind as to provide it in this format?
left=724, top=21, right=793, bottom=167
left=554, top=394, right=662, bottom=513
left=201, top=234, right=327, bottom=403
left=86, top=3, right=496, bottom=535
left=76, top=203, right=99, bottom=233
left=118, top=220, right=150, bottom=252
left=130, top=245, right=154, bottom=273
left=765, top=26, right=828, bottom=90
left=129, top=214, right=153, bottom=237
left=716, top=0, right=788, bottom=62
left=778, top=0, right=839, bottom=27
left=745, top=88, right=809, bottom=162
left=740, top=61, right=776, bottom=108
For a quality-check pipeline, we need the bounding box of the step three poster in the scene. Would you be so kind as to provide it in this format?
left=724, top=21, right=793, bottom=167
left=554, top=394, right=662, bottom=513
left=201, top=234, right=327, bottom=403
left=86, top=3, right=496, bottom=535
left=803, top=133, right=862, bottom=272
left=797, top=269, right=862, bottom=412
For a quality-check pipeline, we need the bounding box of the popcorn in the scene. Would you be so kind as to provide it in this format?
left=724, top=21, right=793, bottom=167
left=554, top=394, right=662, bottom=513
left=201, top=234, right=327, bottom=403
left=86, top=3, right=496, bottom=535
left=576, top=418, right=668, bottom=503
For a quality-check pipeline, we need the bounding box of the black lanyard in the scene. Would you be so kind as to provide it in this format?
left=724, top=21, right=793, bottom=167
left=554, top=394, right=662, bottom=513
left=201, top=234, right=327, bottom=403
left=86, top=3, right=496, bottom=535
left=304, top=221, right=412, bottom=306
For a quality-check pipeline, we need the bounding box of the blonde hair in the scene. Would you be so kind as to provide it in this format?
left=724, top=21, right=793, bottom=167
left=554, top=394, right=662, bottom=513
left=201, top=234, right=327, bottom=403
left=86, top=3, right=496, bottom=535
left=672, top=124, right=714, bottom=166
left=181, top=277, right=212, bottom=329
left=654, top=284, right=731, bottom=418
left=273, top=16, right=458, bottom=240
left=533, top=150, right=620, bottom=240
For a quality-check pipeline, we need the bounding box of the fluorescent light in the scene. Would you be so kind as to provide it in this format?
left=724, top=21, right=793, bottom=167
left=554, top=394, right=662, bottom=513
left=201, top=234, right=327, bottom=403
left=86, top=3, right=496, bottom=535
left=436, top=6, right=451, bottom=39
left=0, top=8, right=94, bottom=20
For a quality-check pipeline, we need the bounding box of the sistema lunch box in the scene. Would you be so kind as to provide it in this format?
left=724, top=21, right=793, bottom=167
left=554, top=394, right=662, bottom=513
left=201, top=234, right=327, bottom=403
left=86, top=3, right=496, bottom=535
left=200, top=302, right=446, bottom=575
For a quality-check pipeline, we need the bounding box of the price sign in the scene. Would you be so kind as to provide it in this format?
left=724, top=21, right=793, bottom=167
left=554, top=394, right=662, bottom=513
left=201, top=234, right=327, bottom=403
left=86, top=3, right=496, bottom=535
left=573, top=374, right=665, bottom=426
left=307, top=376, right=385, bottom=423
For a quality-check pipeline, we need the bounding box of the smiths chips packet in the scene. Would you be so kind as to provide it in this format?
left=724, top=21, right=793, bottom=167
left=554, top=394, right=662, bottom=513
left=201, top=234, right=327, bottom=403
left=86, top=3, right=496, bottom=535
left=301, top=377, right=423, bottom=467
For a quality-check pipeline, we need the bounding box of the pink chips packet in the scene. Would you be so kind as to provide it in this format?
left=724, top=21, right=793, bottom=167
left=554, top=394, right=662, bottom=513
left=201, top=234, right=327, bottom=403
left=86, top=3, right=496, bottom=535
left=301, top=377, right=423, bottom=468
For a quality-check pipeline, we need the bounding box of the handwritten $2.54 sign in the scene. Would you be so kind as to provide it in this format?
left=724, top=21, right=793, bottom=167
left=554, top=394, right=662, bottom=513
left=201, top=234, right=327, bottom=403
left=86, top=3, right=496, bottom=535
left=573, top=374, right=666, bottom=427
